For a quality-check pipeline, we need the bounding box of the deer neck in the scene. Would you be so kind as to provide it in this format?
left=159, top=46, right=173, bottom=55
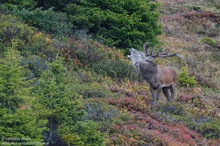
left=136, top=61, right=158, bottom=81
left=135, top=60, right=157, bottom=71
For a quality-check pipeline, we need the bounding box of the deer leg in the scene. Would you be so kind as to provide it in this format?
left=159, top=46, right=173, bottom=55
left=162, top=87, right=171, bottom=101
left=156, top=84, right=162, bottom=102
left=170, top=84, right=175, bottom=101
left=150, top=87, right=156, bottom=108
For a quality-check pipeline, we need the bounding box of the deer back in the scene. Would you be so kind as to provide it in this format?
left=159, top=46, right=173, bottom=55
left=157, top=65, right=177, bottom=87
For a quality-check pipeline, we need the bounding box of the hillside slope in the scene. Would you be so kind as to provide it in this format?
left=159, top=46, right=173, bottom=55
left=101, top=0, right=220, bottom=145
left=0, top=0, right=219, bottom=146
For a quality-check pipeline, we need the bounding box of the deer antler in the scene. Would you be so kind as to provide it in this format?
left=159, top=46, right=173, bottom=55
left=143, top=43, right=179, bottom=59
left=143, top=43, right=151, bottom=55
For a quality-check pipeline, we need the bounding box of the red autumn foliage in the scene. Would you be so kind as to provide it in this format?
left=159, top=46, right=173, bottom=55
left=107, top=95, right=220, bottom=146
left=107, top=96, right=148, bottom=112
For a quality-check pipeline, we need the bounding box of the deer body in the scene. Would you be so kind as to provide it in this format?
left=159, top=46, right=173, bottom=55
left=128, top=45, right=178, bottom=108
left=138, top=62, right=176, bottom=89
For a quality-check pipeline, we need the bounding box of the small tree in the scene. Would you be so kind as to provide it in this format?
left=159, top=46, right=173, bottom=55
left=177, top=67, right=197, bottom=87
left=0, top=49, right=28, bottom=111
left=0, top=49, right=45, bottom=144
left=33, top=58, right=104, bottom=145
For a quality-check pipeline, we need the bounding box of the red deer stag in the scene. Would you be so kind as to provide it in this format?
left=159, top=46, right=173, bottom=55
left=128, top=43, right=178, bottom=108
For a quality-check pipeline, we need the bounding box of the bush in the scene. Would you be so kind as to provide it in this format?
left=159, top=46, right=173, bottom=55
left=184, top=116, right=220, bottom=139
left=0, top=14, right=35, bottom=49
left=12, top=7, right=73, bottom=36
left=69, top=121, right=105, bottom=146
left=156, top=102, right=185, bottom=116
left=34, top=0, right=74, bottom=10
left=184, top=4, right=202, bottom=11
left=70, top=69, right=119, bottom=98
left=84, top=99, right=118, bottom=122
left=200, top=37, right=217, bottom=47
left=0, top=14, right=58, bottom=60
left=155, top=102, right=220, bottom=139
left=177, top=67, right=197, bottom=87
left=76, top=82, right=117, bottom=98
left=65, top=0, right=162, bottom=50
left=89, top=58, right=136, bottom=79
left=1, top=0, right=37, bottom=10
left=199, top=118, right=220, bottom=139
left=0, top=5, right=10, bottom=14
left=21, top=55, right=48, bottom=78
left=63, top=34, right=138, bottom=80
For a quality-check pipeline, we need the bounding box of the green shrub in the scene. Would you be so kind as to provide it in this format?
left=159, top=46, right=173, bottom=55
left=1, top=0, right=37, bottom=10
left=0, top=14, right=58, bottom=59
left=84, top=99, right=118, bottom=122
left=72, top=71, right=118, bottom=99
left=156, top=102, right=185, bottom=116
left=184, top=4, right=202, bottom=11
left=0, top=5, right=10, bottom=14
left=199, top=118, right=220, bottom=139
left=0, top=14, right=35, bottom=49
left=76, top=82, right=117, bottom=98
left=67, top=121, right=105, bottom=146
left=200, top=37, right=217, bottom=47
left=89, top=58, right=136, bottom=79
left=12, top=7, right=73, bottom=36
left=65, top=0, right=162, bottom=50
left=177, top=67, right=197, bottom=87
left=155, top=102, right=220, bottom=139
left=67, top=35, right=138, bottom=80
left=21, top=55, right=48, bottom=78
left=183, top=116, right=220, bottom=139
left=34, top=0, right=74, bottom=11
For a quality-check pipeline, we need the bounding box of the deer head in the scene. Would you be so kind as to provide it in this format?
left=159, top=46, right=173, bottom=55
left=127, top=48, right=147, bottom=64
left=128, top=43, right=178, bottom=109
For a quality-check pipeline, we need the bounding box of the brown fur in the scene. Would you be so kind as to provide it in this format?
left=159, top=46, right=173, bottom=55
left=128, top=48, right=177, bottom=108
left=157, top=66, right=177, bottom=87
